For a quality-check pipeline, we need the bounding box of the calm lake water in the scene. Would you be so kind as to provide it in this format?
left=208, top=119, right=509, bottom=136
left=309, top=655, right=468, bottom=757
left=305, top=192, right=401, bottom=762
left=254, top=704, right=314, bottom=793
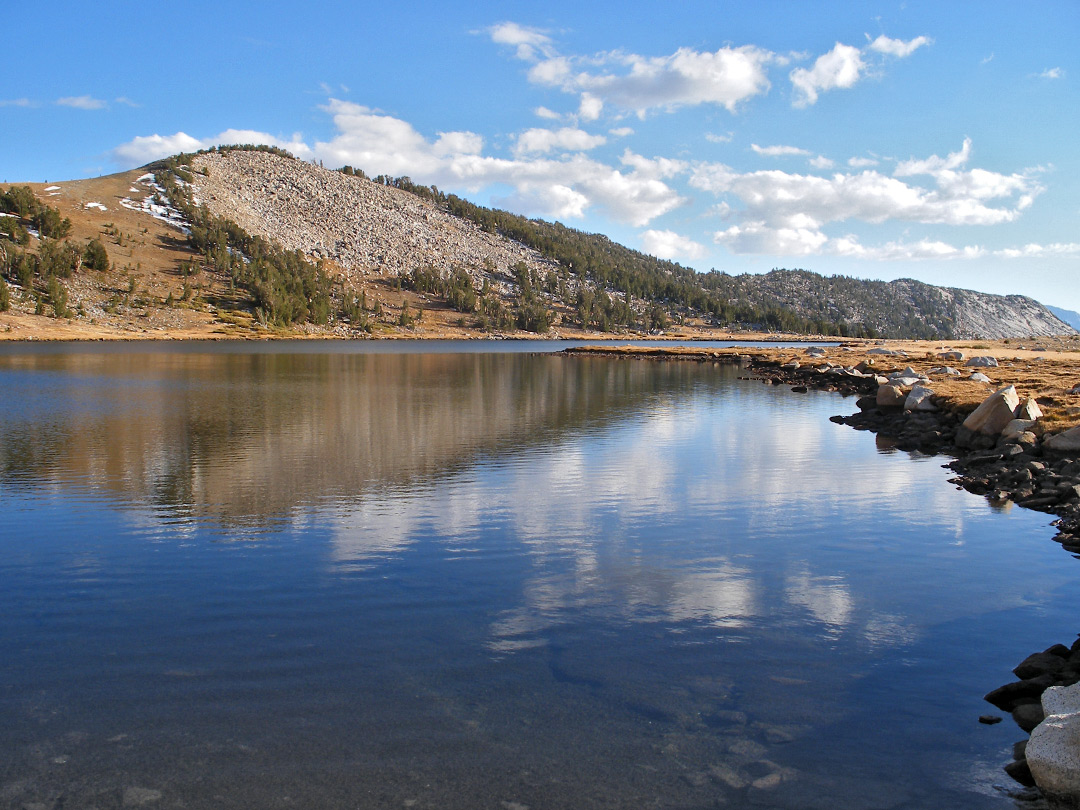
left=0, top=342, right=1076, bottom=809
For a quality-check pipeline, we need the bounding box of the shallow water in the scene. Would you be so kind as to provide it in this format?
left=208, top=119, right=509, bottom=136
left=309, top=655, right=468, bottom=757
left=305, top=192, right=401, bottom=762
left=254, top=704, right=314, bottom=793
left=0, top=344, right=1075, bottom=809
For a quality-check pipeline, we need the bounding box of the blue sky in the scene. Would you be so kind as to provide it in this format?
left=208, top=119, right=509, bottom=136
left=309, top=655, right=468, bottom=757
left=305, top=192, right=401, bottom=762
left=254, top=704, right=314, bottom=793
left=3, top=1, right=1078, bottom=309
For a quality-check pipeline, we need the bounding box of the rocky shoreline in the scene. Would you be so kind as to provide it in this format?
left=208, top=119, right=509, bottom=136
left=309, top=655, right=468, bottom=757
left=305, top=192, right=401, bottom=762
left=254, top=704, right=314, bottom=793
left=564, top=342, right=1080, bottom=805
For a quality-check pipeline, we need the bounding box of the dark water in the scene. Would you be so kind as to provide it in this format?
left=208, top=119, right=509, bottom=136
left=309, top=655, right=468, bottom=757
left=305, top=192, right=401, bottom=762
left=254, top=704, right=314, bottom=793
left=0, top=345, right=1075, bottom=809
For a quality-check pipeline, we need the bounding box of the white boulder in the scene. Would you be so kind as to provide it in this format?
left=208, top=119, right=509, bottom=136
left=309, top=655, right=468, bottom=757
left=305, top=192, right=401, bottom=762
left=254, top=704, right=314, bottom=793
left=1027, top=683, right=1080, bottom=808
left=877, top=384, right=907, bottom=408
left=904, top=385, right=937, bottom=412
left=1017, top=398, right=1043, bottom=421
left=1046, top=426, right=1080, bottom=452
left=966, top=356, right=1000, bottom=367
left=970, top=372, right=993, bottom=383
left=937, top=350, right=965, bottom=362
left=962, top=385, right=1020, bottom=435
left=1002, top=419, right=1037, bottom=438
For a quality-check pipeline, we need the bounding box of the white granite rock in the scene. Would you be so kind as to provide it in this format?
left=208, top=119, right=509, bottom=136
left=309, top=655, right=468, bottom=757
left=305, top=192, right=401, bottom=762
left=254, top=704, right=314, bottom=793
left=1028, top=687, right=1080, bottom=808
left=966, top=356, right=1000, bottom=367
left=1002, top=419, right=1037, bottom=438
left=1017, top=397, right=1043, bottom=421
left=962, top=385, right=1020, bottom=435
left=1046, top=426, right=1080, bottom=452
left=877, top=383, right=907, bottom=408
left=937, top=350, right=965, bottom=362
left=1044, top=683, right=1080, bottom=717
left=904, top=385, right=937, bottom=412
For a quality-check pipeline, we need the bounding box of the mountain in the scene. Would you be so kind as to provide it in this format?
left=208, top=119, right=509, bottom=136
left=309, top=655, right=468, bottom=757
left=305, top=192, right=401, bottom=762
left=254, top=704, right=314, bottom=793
left=1047, top=305, right=1080, bottom=332
left=0, top=145, right=1073, bottom=340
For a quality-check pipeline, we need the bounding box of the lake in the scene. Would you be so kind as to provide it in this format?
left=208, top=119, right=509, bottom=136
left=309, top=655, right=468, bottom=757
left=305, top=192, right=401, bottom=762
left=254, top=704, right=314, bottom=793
left=0, top=342, right=1074, bottom=809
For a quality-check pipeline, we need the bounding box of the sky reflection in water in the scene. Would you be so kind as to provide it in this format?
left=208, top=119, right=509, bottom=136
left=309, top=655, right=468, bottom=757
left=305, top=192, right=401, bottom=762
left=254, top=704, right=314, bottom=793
left=0, top=346, right=1076, bottom=809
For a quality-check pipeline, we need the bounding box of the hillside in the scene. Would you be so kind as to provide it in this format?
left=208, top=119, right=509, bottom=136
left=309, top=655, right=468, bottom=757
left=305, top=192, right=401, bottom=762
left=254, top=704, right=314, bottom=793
left=0, top=145, right=1073, bottom=340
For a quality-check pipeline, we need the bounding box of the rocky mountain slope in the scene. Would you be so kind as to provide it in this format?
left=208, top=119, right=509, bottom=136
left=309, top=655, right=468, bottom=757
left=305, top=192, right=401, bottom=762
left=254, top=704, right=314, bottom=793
left=188, top=149, right=1071, bottom=340
left=0, top=145, right=1072, bottom=340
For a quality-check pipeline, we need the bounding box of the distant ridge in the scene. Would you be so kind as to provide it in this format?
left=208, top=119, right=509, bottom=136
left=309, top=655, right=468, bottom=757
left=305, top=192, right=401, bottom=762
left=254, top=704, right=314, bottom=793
left=188, top=148, right=1073, bottom=340
left=1047, top=305, right=1080, bottom=332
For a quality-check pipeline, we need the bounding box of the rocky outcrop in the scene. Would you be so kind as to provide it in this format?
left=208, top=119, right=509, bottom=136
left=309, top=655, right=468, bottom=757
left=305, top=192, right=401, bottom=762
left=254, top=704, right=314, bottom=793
left=191, top=151, right=557, bottom=289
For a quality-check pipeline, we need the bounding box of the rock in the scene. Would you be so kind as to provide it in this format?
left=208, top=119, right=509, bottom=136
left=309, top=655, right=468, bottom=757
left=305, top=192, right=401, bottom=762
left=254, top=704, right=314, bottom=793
left=1005, top=758, right=1037, bottom=788
left=1002, top=419, right=1038, bottom=438
left=1014, top=702, right=1047, bottom=732
left=1018, top=398, right=1044, bottom=421
left=856, top=395, right=877, bottom=410
left=1046, top=427, right=1080, bottom=453
left=781, top=360, right=800, bottom=370
left=938, top=350, right=965, bottom=362
left=855, top=360, right=875, bottom=373
left=985, top=675, right=1058, bottom=710
left=867, top=347, right=898, bottom=355
left=791, top=385, right=808, bottom=393
left=804, top=347, right=826, bottom=357
left=1016, top=652, right=1070, bottom=680
left=979, top=714, right=1003, bottom=724
left=904, top=385, right=937, bottom=412
left=966, top=356, right=1000, bottom=367
left=1044, top=683, right=1080, bottom=717
left=877, top=384, right=907, bottom=409
left=890, top=376, right=924, bottom=387
left=963, top=385, right=1020, bottom=435
left=1028, top=712, right=1080, bottom=808
left=970, top=372, right=993, bottom=383
left=928, top=366, right=962, bottom=376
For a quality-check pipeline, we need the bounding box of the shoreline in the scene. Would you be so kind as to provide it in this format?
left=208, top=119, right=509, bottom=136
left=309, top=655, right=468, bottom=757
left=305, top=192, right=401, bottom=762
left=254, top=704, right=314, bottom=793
left=564, top=341, right=1080, bottom=800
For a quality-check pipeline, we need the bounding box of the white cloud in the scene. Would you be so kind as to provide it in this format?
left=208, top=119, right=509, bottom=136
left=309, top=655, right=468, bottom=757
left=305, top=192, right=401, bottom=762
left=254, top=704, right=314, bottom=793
left=112, top=129, right=313, bottom=166
left=1039, top=67, right=1064, bottom=79
left=809, top=155, right=835, bottom=169
left=112, top=132, right=205, bottom=164
left=0, top=98, right=34, bottom=108
left=705, top=131, right=733, bottom=144
left=308, top=101, right=684, bottom=226
left=994, top=242, right=1080, bottom=258
left=790, top=42, right=865, bottom=107
left=578, top=92, right=603, bottom=121
left=752, top=143, right=811, bottom=157
left=847, top=156, right=879, bottom=168
left=692, top=139, right=1044, bottom=259
left=641, top=229, right=708, bottom=260
left=514, top=127, right=606, bottom=156
left=114, top=96, right=139, bottom=108
left=894, top=137, right=971, bottom=176
left=534, top=106, right=562, bottom=120
left=433, top=131, right=484, bottom=157
left=867, top=35, right=932, bottom=58
left=487, top=22, right=555, bottom=61
left=609, top=127, right=634, bottom=138
left=523, top=43, right=775, bottom=116
left=57, top=95, right=107, bottom=110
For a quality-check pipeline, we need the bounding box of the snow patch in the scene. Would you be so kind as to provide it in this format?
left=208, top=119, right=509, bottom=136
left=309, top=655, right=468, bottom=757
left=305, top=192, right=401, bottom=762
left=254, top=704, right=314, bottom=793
left=83, top=202, right=108, bottom=211
left=44, top=185, right=61, bottom=192
left=119, top=195, right=189, bottom=233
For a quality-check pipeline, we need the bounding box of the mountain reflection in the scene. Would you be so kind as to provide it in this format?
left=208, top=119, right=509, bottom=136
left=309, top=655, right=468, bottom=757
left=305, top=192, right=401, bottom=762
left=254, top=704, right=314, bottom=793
left=0, top=350, right=723, bottom=525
